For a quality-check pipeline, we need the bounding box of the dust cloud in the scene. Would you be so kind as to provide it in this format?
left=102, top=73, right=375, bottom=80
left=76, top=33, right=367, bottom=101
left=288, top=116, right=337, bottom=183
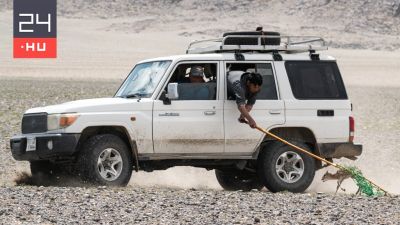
left=129, top=167, right=222, bottom=190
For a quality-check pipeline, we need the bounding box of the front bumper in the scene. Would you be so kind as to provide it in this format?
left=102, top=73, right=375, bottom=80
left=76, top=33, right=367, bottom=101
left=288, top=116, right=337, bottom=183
left=318, top=142, right=362, bottom=160
left=10, top=133, right=80, bottom=161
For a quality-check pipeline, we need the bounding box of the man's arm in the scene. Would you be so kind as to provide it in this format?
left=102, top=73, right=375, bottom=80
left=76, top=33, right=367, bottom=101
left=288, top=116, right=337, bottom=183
left=238, top=104, right=257, bottom=128
left=239, top=104, right=253, bottom=120
left=245, top=104, right=253, bottom=112
left=228, top=78, right=257, bottom=128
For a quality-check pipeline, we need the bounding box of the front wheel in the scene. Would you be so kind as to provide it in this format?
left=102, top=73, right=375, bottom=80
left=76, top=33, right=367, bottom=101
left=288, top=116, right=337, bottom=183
left=78, top=134, right=133, bottom=186
left=215, top=169, right=264, bottom=191
left=257, top=141, right=316, bottom=193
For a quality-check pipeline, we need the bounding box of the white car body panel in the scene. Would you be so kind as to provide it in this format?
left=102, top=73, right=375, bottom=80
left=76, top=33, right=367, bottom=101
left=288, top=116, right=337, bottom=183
left=26, top=98, right=154, bottom=154
left=153, top=99, right=224, bottom=154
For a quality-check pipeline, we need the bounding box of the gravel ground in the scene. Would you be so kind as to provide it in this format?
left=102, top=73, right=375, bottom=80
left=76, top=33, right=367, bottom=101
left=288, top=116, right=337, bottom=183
left=0, top=77, right=399, bottom=224
left=0, top=186, right=398, bottom=225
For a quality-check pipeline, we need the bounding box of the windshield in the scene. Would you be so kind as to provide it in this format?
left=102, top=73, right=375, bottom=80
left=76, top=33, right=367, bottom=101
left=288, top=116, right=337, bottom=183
left=115, top=60, right=171, bottom=98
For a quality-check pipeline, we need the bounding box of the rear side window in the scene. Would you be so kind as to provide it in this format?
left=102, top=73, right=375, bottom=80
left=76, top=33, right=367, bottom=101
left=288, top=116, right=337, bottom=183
left=285, top=61, right=347, bottom=99
left=254, top=63, right=278, bottom=100
left=226, top=63, right=278, bottom=100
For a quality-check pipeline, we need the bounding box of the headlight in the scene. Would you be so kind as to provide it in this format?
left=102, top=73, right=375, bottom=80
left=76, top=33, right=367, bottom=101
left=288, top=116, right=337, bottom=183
left=47, top=113, right=79, bottom=131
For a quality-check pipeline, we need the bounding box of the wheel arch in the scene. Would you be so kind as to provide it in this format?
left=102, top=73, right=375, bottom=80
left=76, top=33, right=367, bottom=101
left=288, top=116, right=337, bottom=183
left=77, top=126, right=139, bottom=171
left=254, top=126, right=322, bottom=168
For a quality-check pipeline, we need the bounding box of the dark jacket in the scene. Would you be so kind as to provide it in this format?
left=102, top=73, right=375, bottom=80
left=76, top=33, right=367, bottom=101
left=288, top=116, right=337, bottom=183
left=227, top=71, right=257, bottom=106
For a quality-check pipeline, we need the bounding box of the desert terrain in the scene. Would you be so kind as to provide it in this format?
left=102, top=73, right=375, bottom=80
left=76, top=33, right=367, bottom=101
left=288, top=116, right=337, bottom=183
left=0, top=0, right=399, bottom=224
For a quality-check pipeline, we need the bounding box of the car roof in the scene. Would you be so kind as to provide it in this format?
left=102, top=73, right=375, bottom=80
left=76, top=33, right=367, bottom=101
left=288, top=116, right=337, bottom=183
left=137, top=53, right=336, bottom=64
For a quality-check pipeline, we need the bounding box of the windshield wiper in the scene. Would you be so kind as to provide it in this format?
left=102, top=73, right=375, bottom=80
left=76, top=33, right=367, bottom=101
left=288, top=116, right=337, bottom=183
left=121, top=93, right=145, bottom=99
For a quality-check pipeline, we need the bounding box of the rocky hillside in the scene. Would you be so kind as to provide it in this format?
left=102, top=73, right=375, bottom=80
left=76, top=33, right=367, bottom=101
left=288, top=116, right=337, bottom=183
left=1, top=0, right=400, bottom=50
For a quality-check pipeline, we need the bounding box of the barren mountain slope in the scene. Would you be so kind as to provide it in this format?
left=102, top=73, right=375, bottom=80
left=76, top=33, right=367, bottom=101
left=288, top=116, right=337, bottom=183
left=1, top=0, right=400, bottom=49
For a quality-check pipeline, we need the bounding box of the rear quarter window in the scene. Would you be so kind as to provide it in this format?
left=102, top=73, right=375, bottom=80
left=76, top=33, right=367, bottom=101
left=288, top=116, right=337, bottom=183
left=285, top=61, right=348, bottom=99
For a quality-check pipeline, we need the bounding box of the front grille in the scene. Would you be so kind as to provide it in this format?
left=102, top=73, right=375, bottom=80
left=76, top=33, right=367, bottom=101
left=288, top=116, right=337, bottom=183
left=22, top=113, right=47, bottom=134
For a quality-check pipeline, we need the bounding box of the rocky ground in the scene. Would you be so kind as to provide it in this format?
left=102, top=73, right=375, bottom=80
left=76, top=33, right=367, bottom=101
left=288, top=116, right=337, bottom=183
left=0, top=186, right=399, bottom=225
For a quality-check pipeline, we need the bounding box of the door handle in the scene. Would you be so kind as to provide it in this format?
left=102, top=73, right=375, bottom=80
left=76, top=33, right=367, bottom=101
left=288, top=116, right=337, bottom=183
left=269, top=110, right=281, bottom=115
left=159, top=112, right=180, bottom=117
left=204, top=111, right=216, bottom=116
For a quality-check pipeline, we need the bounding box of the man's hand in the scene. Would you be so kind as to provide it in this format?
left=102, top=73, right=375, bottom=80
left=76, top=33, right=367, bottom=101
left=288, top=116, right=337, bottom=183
left=247, top=118, right=257, bottom=129
left=238, top=115, right=246, bottom=123
left=238, top=116, right=257, bottom=129
left=237, top=104, right=257, bottom=128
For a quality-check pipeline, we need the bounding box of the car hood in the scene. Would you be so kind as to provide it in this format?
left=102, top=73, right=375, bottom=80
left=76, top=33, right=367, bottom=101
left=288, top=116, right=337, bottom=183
left=25, top=97, right=152, bottom=114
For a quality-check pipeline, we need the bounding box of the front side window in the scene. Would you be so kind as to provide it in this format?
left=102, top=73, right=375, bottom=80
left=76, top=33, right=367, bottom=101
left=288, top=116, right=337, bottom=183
left=162, top=63, right=218, bottom=100
left=226, top=63, right=278, bottom=100
left=115, top=60, right=171, bottom=98
left=285, top=61, right=348, bottom=99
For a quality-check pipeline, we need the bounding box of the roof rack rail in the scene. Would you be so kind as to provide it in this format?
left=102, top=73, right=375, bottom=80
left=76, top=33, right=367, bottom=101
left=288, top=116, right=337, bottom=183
left=186, top=35, right=328, bottom=54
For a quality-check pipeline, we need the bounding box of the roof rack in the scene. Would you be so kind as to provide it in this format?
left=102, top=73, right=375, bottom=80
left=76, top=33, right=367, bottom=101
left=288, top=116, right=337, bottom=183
left=186, top=35, right=328, bottom=54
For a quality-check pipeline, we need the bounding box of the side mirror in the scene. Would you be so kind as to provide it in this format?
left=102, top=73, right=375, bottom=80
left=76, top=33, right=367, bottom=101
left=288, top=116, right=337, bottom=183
left=159, top=90, right=171, bottom=105
left=167, top=83, right=179, bottom=100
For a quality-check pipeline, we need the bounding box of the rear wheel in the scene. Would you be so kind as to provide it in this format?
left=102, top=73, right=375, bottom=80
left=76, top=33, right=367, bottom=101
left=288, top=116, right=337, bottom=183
left=78, top=134, right=133, bottom=186
left=257, top=141, right=316, bottom=193
left=215, top=169, right=263, bottom=191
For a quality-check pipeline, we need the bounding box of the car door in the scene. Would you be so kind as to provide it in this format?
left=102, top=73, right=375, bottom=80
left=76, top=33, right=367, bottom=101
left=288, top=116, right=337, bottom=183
left=153, top=61, right=224, bottom=154
left=224, top=61, right=285, bottom=153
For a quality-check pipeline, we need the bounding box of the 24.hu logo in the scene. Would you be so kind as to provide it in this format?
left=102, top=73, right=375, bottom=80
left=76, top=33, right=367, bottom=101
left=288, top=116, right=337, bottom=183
left=13, top=0, right=57, bottom=58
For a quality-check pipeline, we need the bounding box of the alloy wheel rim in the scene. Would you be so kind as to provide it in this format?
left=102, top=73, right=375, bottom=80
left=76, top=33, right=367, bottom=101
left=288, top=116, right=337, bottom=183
left=97, top=148, right=123, bottom=181
left=275, top=151, right=304, bottom=183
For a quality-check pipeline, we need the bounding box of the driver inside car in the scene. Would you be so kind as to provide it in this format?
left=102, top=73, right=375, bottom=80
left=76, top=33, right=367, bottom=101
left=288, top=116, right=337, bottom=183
left=179, top=66, right=210, bottom=100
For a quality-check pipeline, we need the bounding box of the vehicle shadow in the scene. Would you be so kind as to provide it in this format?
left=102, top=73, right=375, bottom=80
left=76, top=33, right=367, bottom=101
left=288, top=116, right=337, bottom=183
left=13, top=171, right=92, bottom=187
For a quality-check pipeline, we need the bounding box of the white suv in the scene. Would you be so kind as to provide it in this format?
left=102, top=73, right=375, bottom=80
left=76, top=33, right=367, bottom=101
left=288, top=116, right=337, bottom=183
left=10, top=31, right=362, bottom=192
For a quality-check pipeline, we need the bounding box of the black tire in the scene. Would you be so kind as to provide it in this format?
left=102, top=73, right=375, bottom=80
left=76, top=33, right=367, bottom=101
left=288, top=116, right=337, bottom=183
left=215, top=169, right=264, bottom=191
left=257, top=141, right=316, bottom=193
left=77, top=134, right=133, bottom=186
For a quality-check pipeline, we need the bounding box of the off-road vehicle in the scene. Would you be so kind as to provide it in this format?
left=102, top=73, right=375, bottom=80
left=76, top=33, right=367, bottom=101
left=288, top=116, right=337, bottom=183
left=10, top=30, right=362, bottom=192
